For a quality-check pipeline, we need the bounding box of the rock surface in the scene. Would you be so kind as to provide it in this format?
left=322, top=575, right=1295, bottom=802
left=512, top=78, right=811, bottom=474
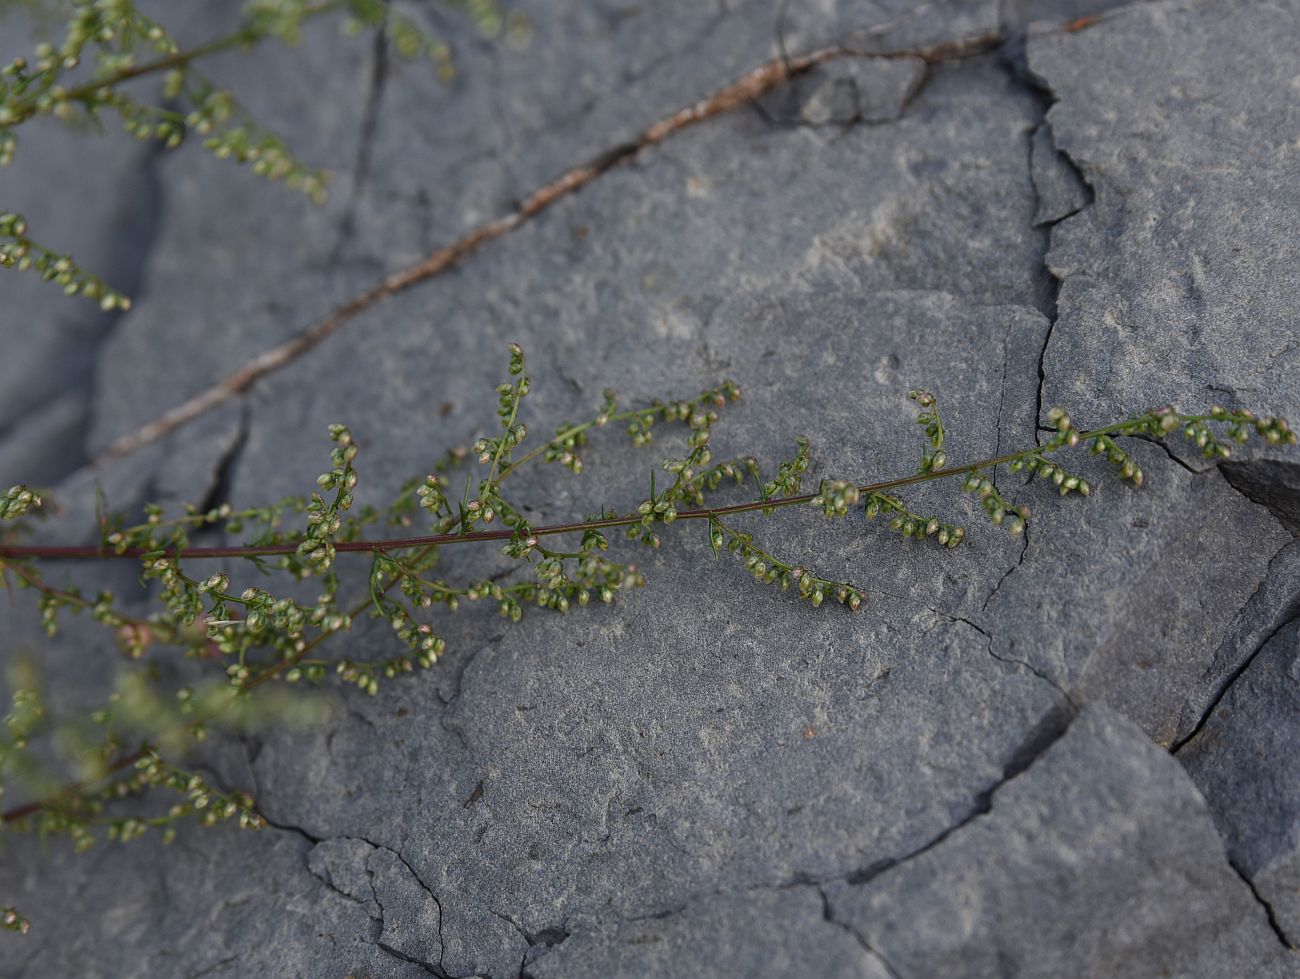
left=1031, top=0, right=1300, bottom=490
left=1181, top=620, right=1300, bottom=948
left=824, top=706, right=1295, bottom=978
left=2, top=0, right=1298, bottom=976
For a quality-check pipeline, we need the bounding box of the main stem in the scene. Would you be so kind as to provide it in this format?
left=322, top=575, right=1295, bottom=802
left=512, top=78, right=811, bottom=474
left=0, top=415, right=1184, bottom=563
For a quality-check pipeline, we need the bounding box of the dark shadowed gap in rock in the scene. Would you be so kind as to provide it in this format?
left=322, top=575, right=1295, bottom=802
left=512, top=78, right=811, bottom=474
left=333, top=21, right=390, bottom=262
left=78, top=139, right=168, bottom=463
left=196, top=402, right=250, bottom=517
left=995, top=25, right=1097, bottom=436
left=376, top=941, right=441, bottom=977
left=1221, top=461, right=1300, bottom=533
left=845, top=707, right=1074, bottom=887
left=0, top=136, right=167, bottom=485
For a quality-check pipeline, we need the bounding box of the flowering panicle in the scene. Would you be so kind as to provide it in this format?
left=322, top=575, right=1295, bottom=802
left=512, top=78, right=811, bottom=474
left=0, top=345, right=1295, bottom=931
left=864, top=492, right=966, bottom=548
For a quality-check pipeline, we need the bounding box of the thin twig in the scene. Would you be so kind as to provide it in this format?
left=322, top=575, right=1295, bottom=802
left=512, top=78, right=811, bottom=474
left=92, top=23, right=1002, bottom=465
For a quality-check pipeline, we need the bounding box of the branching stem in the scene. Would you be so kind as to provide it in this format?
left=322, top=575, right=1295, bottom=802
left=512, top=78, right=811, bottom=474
left=0, top=411, right=1228, bottom=563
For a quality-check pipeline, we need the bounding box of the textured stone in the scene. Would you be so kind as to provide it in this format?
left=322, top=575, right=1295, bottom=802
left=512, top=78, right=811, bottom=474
left=84, top=1, right=1041, bottom=450
left=0, top=114, right=158, bottom=484
left=235, top=295, right=1068, bottom=979
left=1030, top=0, right=1300, bottom=486
left=778, top=0, right=1000, bottom=55
left=977, top=438, right=1289, bottom=744
left=825, top=706, right=1295, bottom=978
left=225, top=54, right=1050, bottom=509
left=0, top=823, right=435, bottom=979
left=1223, top=460, right=1300, bottom=533
left=526, top=887, right=891, bottom=979
left=758, top=56, right=927, bottom=127
left=1173, top=538, right=1300, bottom=745
left=1029, top=122, right=1089, bottom=226
left=307, top=837, right=445, bottom=971
left=1180, top=620, right=1300, bottom=948
left=82, top=0, right=380, bottom=453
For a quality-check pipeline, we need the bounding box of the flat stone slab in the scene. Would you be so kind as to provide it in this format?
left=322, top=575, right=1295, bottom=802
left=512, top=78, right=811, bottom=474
left=1031, top=0, right=1300, bottom=491
left=825, top=706, right=1295, bottom=978
left=1181, top=620, right=1300, bottom=948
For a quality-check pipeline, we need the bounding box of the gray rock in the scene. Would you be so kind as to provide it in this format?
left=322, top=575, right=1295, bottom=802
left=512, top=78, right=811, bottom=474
left=1180, top=620, right=1300, bottom=948
left=307, top=837, right=445, bottom=971
left=1030, top=0, right=1300, bottom=486
left=84, top=2, right=1045, bottom=451
left=1029, top=122, right=1090, bottom=226
left=526, top=886, right=891, bottom=979
left=758, top=56, right=927, bottom=127
left=0, top=822, right=436, bottom=979
left=82, top=0, right=381, bottom=454
left=825, top=705, right=1296, bottom=978
left=0, top=391, right=87, bottom=488
left=779, top=0, right=1001, bottom=56
left=1173, top=538, right=1300, bottom=746
left=226, top=54, right=1051, bottom=511
left=1223, top=460, right=1300, bottom=533
left=0, top=115, right=159, bottom=484
left=978, top=438, right=1289, bottom=745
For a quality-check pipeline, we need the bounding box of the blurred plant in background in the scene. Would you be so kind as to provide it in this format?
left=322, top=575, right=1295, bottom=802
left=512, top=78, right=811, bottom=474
left=0, top=0, right=525, bottom=306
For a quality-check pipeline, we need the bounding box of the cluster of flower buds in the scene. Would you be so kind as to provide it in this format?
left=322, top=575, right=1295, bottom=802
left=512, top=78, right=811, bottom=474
left=711, top=518, right=863, bottom=610
left=297, top=425, right=359, bottom=573
left=962, top=471, right=1027, bottom=535
left=1176, top=407, right=1296, bottom=459
left=811, top=478, right=861, bottom=517
left=416, top=473, right=449, bottom=515
left=1, top=907, right=30, bottom=935
left=762, top=437, right=810, bottom=501
left=1088, top=434, right=1143, bottom=486
left=909, top=389, right=947, bottom=472
left=336, top=646, right=440, bottom=695
left=0, top=483, right=40, bottom=520
left=864, top=492, right=966, bottom=548
left=677, top=455, right=759, bottom=507
left=1009, top=454, right=1090, bottom=497
left=1043, top=407, right=1082, bottom=447
left=0, top=212, right=131, bottom=309
left=623, top=381, right=738, bottom=447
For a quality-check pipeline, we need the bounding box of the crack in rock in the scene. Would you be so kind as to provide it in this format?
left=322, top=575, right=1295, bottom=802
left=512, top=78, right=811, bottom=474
left=1172, top=610, right=1300, bottom=756
left=818, top=886, right=904, bottom=979
left=333, top=20, right=390, bottom=261
left=843, top=707, right=1073, bottom=889
left=1226, top=856, right=1296, bottom=952
left=305, top=834, right=448, bottom=976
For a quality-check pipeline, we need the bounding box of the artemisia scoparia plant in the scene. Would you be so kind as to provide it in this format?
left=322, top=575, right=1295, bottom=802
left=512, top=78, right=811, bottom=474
left=1, top=343, right=1295, bottom=939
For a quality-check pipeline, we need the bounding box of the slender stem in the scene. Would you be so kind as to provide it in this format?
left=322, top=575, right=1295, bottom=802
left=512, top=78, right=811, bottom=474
left=2, top=746, right=147, bottom=824
left=0, top=413, right=1214, bottom=563
left=0, top=558, right=152, bottom=629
